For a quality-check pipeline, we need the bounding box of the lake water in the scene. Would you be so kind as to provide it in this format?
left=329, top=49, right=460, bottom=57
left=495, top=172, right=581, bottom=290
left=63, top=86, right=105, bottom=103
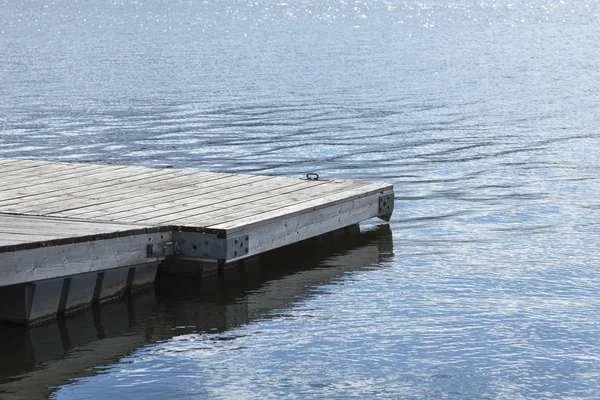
left=1, top=0, right=600, bottom=398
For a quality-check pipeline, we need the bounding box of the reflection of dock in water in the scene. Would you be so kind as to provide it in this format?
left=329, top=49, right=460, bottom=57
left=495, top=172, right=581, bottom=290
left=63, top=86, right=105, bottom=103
left=0, top=225, right=392, bottom=399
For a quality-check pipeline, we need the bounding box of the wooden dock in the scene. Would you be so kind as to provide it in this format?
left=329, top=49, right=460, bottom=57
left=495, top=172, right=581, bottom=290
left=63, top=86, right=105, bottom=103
left=0, top=158, right=394, bottom=324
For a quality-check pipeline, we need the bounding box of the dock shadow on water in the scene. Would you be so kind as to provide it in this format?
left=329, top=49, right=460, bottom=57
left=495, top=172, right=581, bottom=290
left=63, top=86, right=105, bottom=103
left=0, top=224, right=392, bottom=399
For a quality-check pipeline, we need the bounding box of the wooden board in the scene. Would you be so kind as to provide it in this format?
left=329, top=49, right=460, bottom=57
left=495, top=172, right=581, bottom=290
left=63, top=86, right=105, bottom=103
left=0, top=231, right=169, bottom=286
left=0, top=170, right=236, bottom=215
left=0, top=214, right=155, bottom=252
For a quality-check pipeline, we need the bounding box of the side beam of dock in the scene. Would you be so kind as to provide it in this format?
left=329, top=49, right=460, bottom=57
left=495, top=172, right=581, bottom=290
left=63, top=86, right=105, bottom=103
left=0, top=158, right=394, bottom=325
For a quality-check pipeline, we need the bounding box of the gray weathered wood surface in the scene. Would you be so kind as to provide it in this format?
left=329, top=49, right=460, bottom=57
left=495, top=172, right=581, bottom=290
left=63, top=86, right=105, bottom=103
left=0, top=158, right=392, bottom=230
left=0, top=214, right=156, bottom=249
left=0, top=158, right=394, bottom=284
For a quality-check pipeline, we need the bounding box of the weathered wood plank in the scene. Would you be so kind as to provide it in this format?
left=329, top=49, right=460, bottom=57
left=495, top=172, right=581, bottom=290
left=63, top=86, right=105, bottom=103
left=0, top=158, right=57, bottom=167
left=0, top=214, right=144, bottom=234
left=69, top=175, right=280, bottom=222
left=0, top=160, right=73, bottom=177
left=0, top=232, right=71, bottom=242
left=224, top=192, right=386, bottom=262
left=0, top=167, right=186, bottom=203
left=0, top=169, right=208, bottom=214
left=0, top=169, right=219, bottom=210
left=0, top=169, right=148, bottom=202
left=0, top=238, right=24, bottom=245
left=62, top=175, right=312, bottom=221
left=209, top=183, right=393, bottom=233
left=0, top=158, right=57, bottom=169
left=0, top=158, right=21, bottom=165
left=0, top=228, right=138, bottom=241
left=0, top=158, right=128, bottom=178
left=0, top=165, right=160, bottom=194
left=154, top=180, right=367, bottom=226
left=0, top=231, right=169, bottom=286
left=0, top=159, right=44, bottom=170
left=44, top=173, right=263, bottom=218
left=140, top=179, right=361, bottom=225
left=0, top=214, right=155, bottom=252
left=167, top=181, right=376, bottom=227
left=0, top=163, right=100, bottom=187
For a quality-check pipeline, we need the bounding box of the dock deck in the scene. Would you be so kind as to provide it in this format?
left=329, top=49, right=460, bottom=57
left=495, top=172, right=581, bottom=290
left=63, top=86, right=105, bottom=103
left=0, top=158, right=394, bottom=324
